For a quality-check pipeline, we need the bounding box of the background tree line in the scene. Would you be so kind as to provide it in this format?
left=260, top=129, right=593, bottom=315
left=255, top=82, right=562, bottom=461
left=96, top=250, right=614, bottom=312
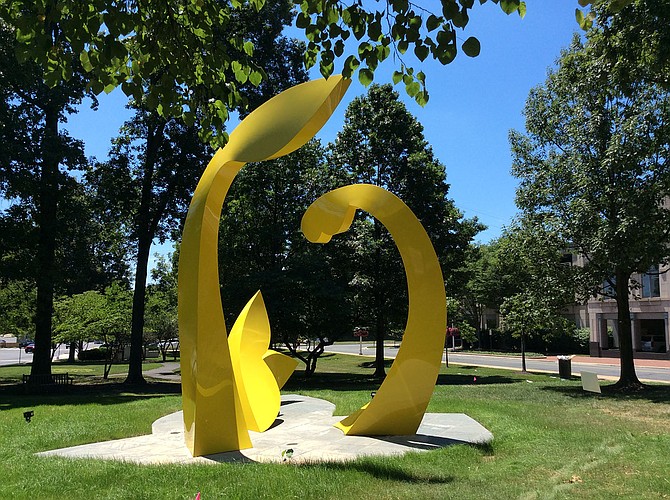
left=1, top=0, right=666, bottom=392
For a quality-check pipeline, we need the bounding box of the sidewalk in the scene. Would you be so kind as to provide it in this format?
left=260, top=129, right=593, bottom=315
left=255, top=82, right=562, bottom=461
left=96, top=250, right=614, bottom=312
left=543, top=355, right=670, bottom=369
left=144, top=361, right=181, bottom=381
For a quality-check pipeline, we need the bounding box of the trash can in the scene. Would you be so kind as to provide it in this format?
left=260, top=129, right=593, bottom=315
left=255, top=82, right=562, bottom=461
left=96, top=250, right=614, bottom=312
left=557, top=355, right=573, bottom=379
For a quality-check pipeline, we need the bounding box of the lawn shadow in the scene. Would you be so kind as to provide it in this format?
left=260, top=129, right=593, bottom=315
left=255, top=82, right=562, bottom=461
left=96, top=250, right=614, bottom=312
left=300, top=459, right=454, bottom=484
left=283, top=372, right=381, bottom=392
left=0, top=381, right=181, bottom=411
left=436, top=373, right=521, bottom=386
left=359, top=359, right=394, bottom=369
left=540, top=383, right=670, bottom=403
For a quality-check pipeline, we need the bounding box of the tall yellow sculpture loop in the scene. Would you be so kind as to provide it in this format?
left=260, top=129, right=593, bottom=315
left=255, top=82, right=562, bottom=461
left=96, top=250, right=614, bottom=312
left=302, top=184, right=447, bottom=435
left=178, top=76, right=351, bottom=456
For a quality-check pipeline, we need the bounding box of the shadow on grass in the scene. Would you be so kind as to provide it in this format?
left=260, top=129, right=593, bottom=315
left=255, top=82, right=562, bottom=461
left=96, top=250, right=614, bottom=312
left=540, top=383, right=670, bottom=403
left=284, top=370, right=521, bottom=392
left=359, top=359, right=394, bottom=369
left=0, top=381, right=181, bottom=411
left=299, top=460, right=454, bottom=484
left=284, top=372, right=380, bottom=392
left=436, top=373, right=520, bottom=386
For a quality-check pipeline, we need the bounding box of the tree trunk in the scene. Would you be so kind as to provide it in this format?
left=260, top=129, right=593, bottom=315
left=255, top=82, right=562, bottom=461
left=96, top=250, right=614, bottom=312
left=372, top=218, right=386, bottom=378
left=31, top=104, right=59, bottom=379
left=374, top=312, right=386, bottom=378
left=520, top=332, right=527, bottom=373
left=614, top=268, right=642, bottom=389
left=125, top=232, right=152, bottom=384
left=67, top=342, right=76, bottom=363
left=125, top=119, right=166, bottom=385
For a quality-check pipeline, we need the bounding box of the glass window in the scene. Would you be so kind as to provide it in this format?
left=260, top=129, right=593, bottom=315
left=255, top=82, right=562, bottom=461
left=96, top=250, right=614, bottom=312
left=642, top=265, right=660, bottom=298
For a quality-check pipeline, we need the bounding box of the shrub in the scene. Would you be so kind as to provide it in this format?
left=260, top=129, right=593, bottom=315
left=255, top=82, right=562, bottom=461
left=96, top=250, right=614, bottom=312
left=78, top=347, right=108, bottom=361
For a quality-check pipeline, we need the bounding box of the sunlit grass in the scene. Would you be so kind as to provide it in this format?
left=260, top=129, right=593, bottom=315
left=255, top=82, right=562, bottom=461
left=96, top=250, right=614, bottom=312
left=0, top=361, right=164, bottom=383
left=1, top=354, right=669, bottom=499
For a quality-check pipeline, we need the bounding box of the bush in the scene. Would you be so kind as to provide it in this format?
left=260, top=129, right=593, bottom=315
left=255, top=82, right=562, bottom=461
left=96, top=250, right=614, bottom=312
left=78, top=347, right=108, bottom=361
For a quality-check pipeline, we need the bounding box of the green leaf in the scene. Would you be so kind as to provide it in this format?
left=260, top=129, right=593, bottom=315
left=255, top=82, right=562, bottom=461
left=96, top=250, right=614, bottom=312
left=414, top=44, right=429, bottom=61
left=394, top=0, right=409, bottom=13
left=343, top=54, right=360, bottom=78
left=358, top=67, right=374, bottom=86
left=415, top=90, right=429, bottom=106
left=296, top=12, right=310, bottom=29
left=334, top=39, right=345, bottom=57
left=79, top=51, right=93, bottom=72
left=392, top=70, right=403, bottom=84
left=462, top=37, right=481, bottom=57
left=426, top=14, right=441, bottom=32
left=575, top=8, right=593, bottom=30
left=249, top=70, right=262, bottom=86
left=518, top=2, right=526, bottom=18
left=405, top=80, right=420, bottom=97
left=500, top=0, right=520, bottom=15
left=243, top=41, right=254, bottom=56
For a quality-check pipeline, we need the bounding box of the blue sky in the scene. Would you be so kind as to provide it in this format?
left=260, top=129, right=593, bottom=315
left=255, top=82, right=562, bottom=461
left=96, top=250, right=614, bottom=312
left=63, top=1, right=579, bottom=251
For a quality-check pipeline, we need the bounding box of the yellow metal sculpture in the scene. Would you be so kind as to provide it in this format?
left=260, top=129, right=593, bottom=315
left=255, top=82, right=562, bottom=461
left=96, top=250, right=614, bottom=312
left=178, top=75, right=446, bottom=457
left=301, top=184, right=447, bottom=435
left=178, top=76, right=350, bottom=456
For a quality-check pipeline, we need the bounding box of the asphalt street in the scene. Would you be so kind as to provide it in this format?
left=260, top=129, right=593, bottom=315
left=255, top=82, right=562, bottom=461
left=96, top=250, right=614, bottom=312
left=325, top=343, right=670, bottom=384
left=0, top=345, right=70, bottom=367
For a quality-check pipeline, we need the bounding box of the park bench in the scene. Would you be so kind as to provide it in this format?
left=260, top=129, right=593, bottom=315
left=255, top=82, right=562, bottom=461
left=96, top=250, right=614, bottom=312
left=22, top=373, right=73, bottom=385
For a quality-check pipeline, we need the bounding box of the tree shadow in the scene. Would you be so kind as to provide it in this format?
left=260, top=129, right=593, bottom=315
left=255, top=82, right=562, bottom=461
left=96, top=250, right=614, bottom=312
left=540, top=383, right=670, bottom=403
left=359, top=359, right=394, bottom=369
left=436, top=373, right=521, bottom=386
left=297, top=459, right=454, bottom=484
left=283, top=372, right=381, bottom=392
left=0, top=381, right=181, bottom=411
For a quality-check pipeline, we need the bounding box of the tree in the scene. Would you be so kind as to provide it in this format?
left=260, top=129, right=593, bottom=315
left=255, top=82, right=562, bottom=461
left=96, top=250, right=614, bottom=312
left=90, top=107, right=211, bottom=384
left=218, top=140, right=351, bottom=376
left=0, top=24, right=104, bottom=380
left=53, top=290, right=104, bottom=363
left=510, top=3, right=670, bottom=389
left=0, top=1, right=527, bottom=146
left=329, top=84, right=482, bottom=377
left=495, top=220, right=577, bottom=369
left=0, top=280, right=35, bottom=341
left=87, top=0, right=310, bottom=385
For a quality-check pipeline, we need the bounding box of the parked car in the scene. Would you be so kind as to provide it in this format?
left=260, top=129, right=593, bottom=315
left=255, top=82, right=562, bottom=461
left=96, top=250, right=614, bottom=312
left=158, top=339, right=180, bottom=352
left=24, top=343, right=35, bottom=353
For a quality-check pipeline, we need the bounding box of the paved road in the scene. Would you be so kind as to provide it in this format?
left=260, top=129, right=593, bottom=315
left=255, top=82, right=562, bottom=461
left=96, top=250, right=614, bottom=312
left=0, top=345, right=71, bottom=367
left=0, top=347, right=32, bottom=366
left=325, top=343, right=670, bottom=384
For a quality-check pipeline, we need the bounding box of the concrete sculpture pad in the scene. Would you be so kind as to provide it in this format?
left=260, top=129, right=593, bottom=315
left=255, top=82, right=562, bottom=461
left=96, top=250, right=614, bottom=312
left=38, top=395, right=493, bottom=464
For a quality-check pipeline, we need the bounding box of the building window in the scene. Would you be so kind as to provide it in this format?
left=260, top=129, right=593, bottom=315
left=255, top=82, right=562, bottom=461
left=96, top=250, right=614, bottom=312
left=642, top=265, right=661, bottom=298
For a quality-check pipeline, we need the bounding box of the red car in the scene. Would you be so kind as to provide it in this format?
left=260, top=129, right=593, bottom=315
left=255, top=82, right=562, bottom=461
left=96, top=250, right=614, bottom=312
left=24, top=343, right=35, bottom=353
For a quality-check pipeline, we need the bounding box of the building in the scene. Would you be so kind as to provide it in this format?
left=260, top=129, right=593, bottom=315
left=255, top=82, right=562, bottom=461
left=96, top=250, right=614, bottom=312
left=586, top=264, right=670, bottom=359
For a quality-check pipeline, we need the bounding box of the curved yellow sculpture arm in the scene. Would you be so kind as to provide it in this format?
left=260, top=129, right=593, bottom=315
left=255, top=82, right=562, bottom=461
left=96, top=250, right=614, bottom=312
left=302, top=184, right=447, bottom=436
left=229, top=291, right=298, bottom=432
left=178, top=76, right=350, bottom=456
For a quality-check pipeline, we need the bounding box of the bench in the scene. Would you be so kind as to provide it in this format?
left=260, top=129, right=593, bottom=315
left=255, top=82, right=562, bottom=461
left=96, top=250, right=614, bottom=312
left=22, top=373, right=73, bottom=385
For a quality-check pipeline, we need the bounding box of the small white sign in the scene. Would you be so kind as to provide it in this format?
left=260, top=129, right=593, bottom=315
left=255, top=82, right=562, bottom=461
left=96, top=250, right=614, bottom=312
left=581, top=371, right=601, bottom=393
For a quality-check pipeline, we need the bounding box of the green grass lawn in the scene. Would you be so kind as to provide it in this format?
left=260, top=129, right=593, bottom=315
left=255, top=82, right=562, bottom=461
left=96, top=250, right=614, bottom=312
left=0, top=361, right=164, bottom=383
left=1, top=354, right=669, bottom=499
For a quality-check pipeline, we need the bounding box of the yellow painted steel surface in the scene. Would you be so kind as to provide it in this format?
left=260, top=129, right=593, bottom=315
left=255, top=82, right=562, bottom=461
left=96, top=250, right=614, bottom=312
left=302, top=184, right=447, bottom=435
left=178, top=76, right=350, bottom=456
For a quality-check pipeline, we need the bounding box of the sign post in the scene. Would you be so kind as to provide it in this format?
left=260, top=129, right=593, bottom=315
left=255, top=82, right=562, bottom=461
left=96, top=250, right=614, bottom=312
left=353, top=327, right=369, bottom=355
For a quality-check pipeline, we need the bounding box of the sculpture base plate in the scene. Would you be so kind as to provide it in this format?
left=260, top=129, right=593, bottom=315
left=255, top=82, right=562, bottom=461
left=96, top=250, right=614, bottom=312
left=38, top=394, right=493, bottom=464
